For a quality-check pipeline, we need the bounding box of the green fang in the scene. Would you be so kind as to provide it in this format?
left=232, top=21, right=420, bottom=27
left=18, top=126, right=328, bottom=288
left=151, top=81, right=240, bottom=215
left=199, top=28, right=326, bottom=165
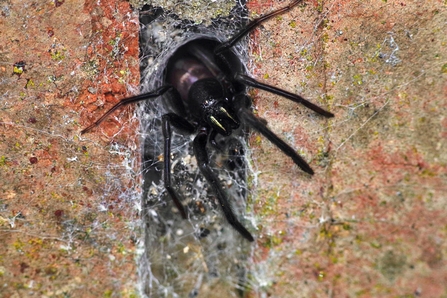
left=219, top=107, right=236, bottom=123
left=210, top=116, right=226, bottom=133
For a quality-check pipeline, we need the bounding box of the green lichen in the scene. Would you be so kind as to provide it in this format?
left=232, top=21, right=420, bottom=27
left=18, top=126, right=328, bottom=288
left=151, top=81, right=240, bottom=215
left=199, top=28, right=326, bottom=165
left=19, top=92, right=26, bottom=100
left=319, top=226, right=333, bottom=240
left=83, top=60, right=100, bottom=78
left=0, top=156, right=6, bottom=166
left=352, top=73, right=363, bottom=85
left=342, top=222, right=351, bottom=231
left=118, top=69, right=130, bottom=84
left=109, top=33, right=123, bottom=59
left=50, top=49, right=66, bottom=61
left=262, top=231, right=286, bottom=248
left=441, top=63, right=447, bottom=73
left=315, top=149, right=330, bottom=167
left=117, top=242, right=126, bottom=254
left=259, top=192, right=279, bottom=216
left=370, top=240, right=382, bottom=249
left=25, top=79, right=35, bottom=89
left=13, top=65, right=24, bottom=75
left=315, top=0, right=323, bottom=13
left=13, top=239, right=24, bottom=251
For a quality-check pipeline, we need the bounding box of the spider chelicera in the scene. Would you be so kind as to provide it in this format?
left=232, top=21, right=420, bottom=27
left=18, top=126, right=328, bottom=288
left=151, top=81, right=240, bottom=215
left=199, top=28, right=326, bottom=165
left=81, top=0, right=334, bottom=242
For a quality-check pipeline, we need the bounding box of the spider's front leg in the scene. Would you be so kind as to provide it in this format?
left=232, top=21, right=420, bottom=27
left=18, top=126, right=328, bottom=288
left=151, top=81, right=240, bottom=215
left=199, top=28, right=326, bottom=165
left=161, top=113, right=195, bottom=219
left=215, top=0, right=304, bottom=55
left=193, top=127, right=254, bottom=242
left=81, top=85, right=173, bottom=134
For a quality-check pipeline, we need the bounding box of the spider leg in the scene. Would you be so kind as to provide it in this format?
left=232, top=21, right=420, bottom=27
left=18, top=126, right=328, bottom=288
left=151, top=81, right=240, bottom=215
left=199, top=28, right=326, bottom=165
left=81, top=85, right=173, bottom=134
left=193, top=127, right=254, bottom=242
left=235, top=94, right=315, bottom=175
left=162, top=113, right=195, bottom=219
left=236, top=74, right=334, bottom=118
left=215, top=0, right=304, bottom=55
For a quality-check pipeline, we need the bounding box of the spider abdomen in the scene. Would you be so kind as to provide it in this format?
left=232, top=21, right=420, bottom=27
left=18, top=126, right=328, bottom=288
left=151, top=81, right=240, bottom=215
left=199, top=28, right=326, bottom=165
left=166, top=56, right=214, bottom=103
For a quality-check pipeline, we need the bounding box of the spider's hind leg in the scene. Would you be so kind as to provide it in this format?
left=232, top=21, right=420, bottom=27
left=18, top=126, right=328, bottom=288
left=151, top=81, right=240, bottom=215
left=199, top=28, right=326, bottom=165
left=193, top=127, right=254, bottom=242
left=236, top=74, right=334, bottom=118
left=234, top=94, right=315, bottom=175
left=162, top=113, right=195, bottom=219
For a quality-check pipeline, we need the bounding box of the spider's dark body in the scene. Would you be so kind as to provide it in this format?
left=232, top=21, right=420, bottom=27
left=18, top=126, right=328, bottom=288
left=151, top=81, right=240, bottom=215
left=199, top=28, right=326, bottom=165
left=81, top=0, right=334, bottom=242
left=164, top=38, right=244, bottom=139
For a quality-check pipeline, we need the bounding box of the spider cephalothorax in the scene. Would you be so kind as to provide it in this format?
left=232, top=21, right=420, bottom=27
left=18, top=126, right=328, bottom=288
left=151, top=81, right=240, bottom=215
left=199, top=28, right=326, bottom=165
left=81, top=0, right=334, bottom=242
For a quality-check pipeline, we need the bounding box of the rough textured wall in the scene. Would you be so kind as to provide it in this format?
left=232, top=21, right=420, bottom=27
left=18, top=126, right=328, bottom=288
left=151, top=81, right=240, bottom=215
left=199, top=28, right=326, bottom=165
left=1, top=0, right=446, bottom=297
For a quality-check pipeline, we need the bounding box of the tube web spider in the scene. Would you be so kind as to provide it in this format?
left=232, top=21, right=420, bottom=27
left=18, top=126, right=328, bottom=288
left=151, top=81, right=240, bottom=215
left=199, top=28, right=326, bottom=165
left=81, top=0, right=333, bottom=242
